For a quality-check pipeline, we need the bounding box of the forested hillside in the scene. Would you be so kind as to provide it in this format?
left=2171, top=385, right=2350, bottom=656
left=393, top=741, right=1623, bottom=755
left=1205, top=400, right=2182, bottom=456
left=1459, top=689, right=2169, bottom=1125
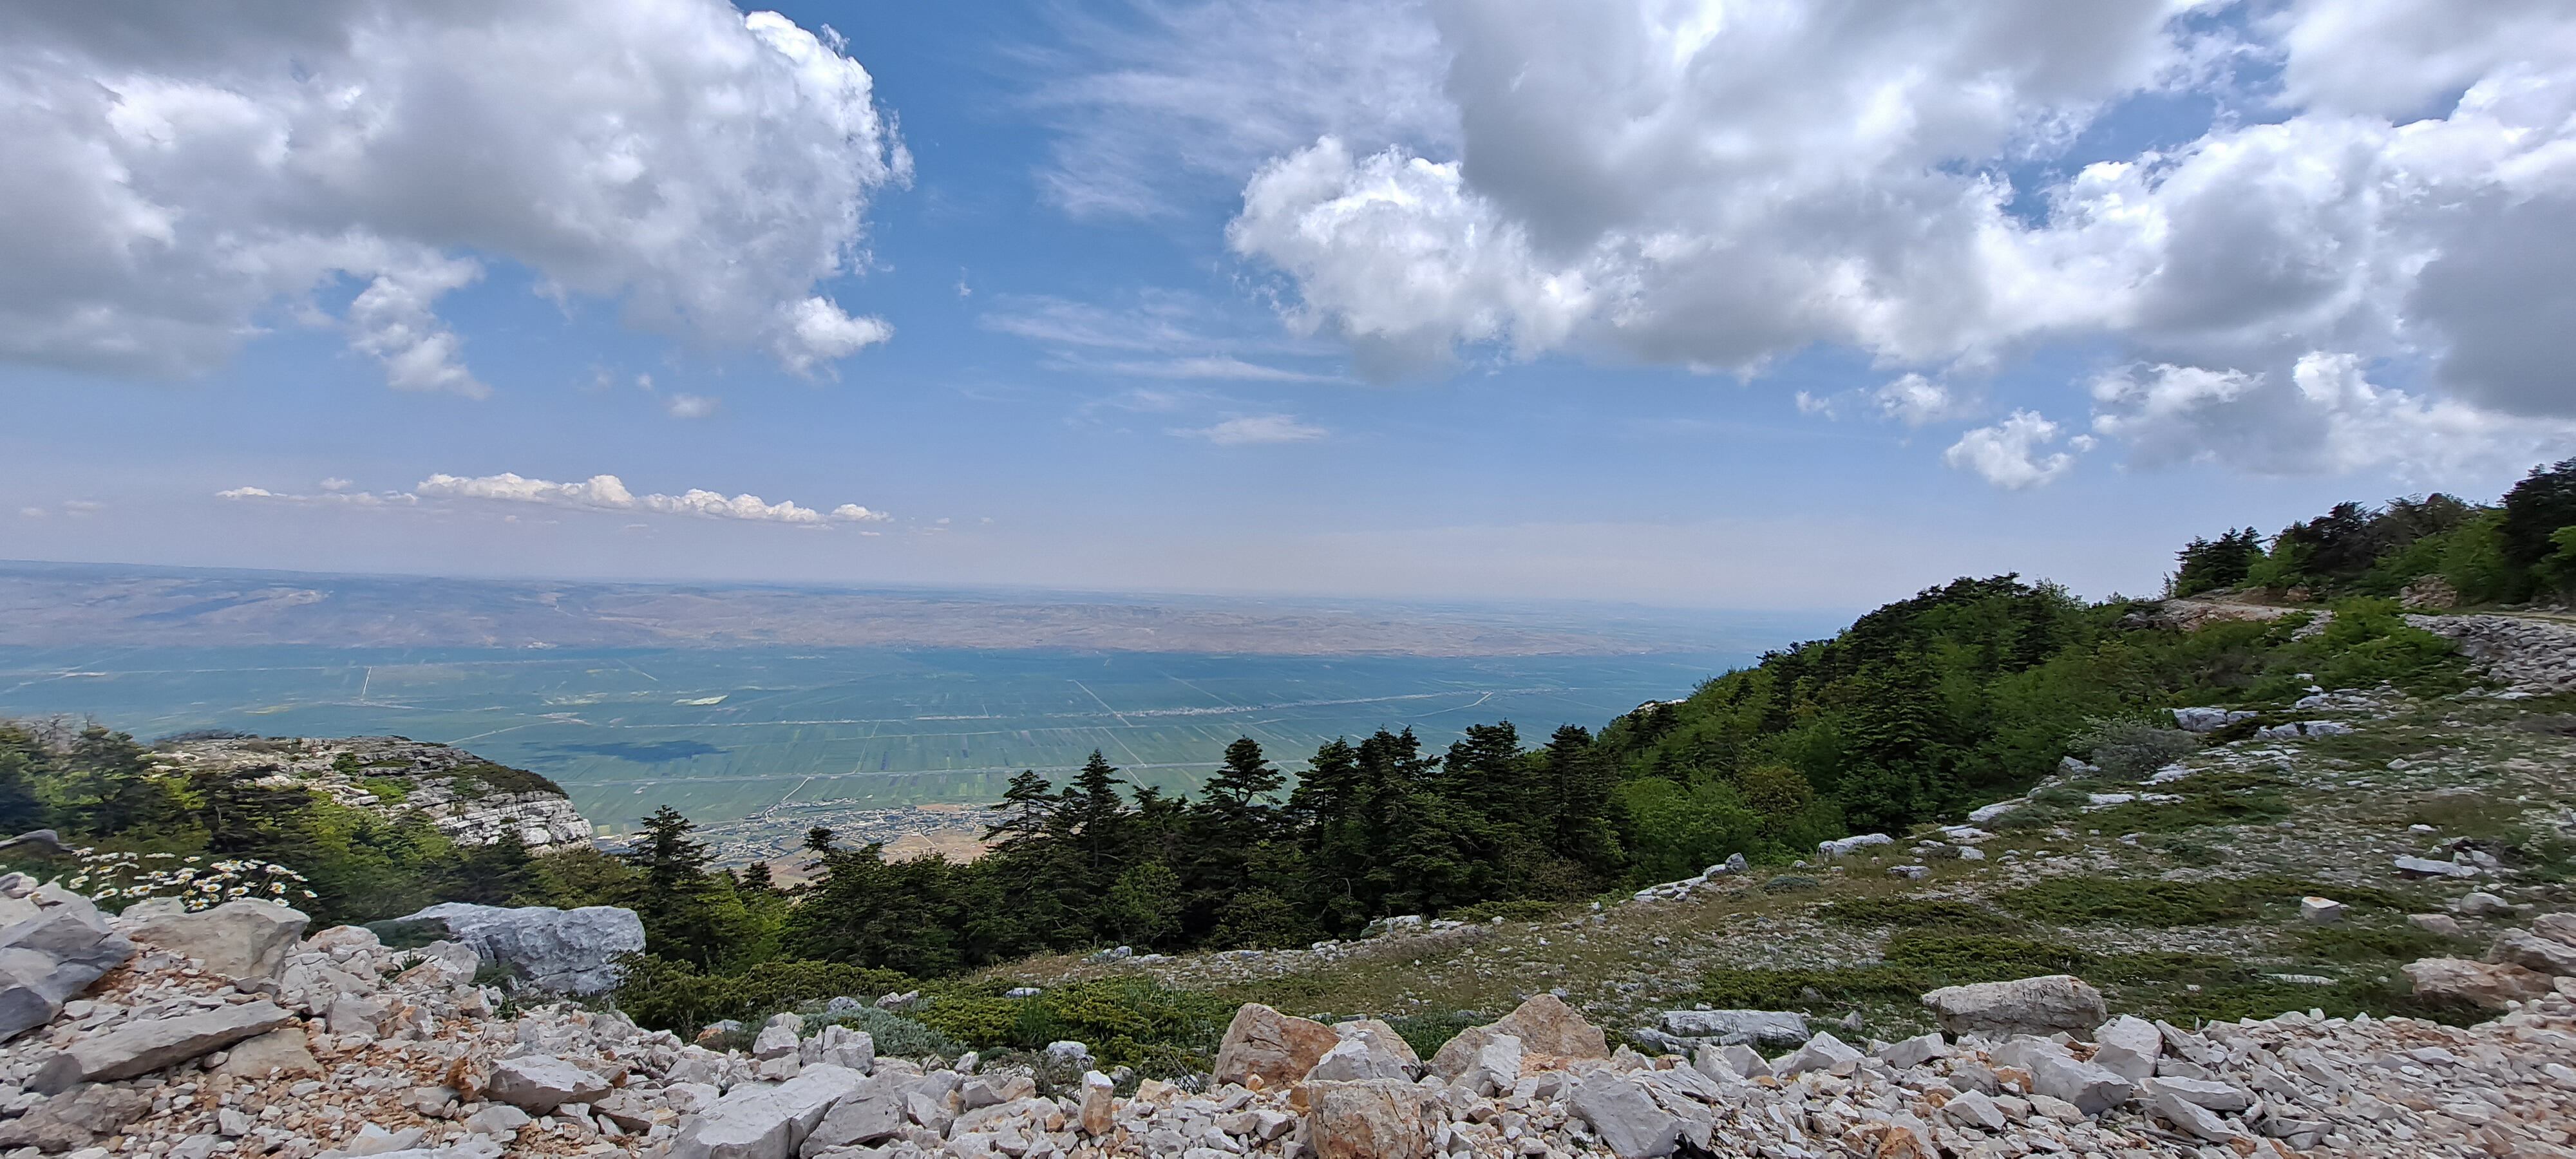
left=6, top=458, right=2576, bottom=1025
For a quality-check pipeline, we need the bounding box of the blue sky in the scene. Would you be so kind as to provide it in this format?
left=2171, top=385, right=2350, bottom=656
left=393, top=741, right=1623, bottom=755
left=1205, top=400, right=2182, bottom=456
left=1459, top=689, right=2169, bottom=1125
left=4, top=1, right=2573, bottom=612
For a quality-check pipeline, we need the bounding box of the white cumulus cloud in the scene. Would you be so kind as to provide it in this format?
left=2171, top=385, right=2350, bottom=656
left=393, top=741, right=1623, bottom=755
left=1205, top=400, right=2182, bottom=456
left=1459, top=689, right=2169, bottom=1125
left=0, top=1, right=908, bottom=391
left=1154, top=0, right=2576, bottom=478
left=1173, top=415, right=1331, bottom=446
left=1944, top=411, right=2084, bottom=489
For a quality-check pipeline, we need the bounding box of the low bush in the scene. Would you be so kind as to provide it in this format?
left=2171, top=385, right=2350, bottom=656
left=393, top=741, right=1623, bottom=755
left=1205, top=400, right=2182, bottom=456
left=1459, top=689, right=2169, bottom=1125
left=612, top=956, right=911, bottom=1035
left=1384, top=1010, right=1486, bottom=1059
left=1816, top=898, right=2025, bottom=932
left=1998, top=878, right=2258, bottom=927
left=810, top=1006, right=963, bottom=1060
left=2070, top=718, right=2201, bottom=780
left=909, top=978, right=1236, bottom=1077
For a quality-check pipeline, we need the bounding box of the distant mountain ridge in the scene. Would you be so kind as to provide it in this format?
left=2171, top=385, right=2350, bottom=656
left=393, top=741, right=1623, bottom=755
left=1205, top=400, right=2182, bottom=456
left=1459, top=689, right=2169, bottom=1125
left=0, top=560, right=1799, bottom=658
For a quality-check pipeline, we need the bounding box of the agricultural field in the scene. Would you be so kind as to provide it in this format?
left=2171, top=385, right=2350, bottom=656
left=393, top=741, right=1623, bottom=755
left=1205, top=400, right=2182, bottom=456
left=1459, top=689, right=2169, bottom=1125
left=0, top=643, right=1754, bottom=838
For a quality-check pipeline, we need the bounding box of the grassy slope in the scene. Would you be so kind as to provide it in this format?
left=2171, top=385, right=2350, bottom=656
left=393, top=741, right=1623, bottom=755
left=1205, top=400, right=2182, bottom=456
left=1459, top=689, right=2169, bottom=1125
left=976, top=680, right=2576, bottom=1050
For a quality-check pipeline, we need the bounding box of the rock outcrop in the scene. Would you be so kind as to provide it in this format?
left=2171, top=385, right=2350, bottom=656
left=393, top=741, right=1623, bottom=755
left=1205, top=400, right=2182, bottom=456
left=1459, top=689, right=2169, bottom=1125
left=387, top=902, right=646, bottom=994
left=151, top=735, right=596, bottom=851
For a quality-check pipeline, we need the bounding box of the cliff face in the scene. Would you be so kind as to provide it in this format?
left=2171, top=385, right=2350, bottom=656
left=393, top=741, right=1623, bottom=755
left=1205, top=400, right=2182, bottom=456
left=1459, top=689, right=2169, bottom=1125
left=152, top=735, right=596, bottom=851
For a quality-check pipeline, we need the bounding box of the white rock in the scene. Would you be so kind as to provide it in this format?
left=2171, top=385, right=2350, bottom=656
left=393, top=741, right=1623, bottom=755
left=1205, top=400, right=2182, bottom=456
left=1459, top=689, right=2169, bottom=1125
left=390, top=903, right=645, bottom=994
left=670, top=1063, right=865, bottom=1159
left=1567, top=1073, right=1679, bottom=1159
left=1817, top=834, right=1894, bottom=858
left=1774, top=1032, right=1861, bottom=1077
left=2299, top=897, right=2347, bottom=925
left=486, top=1055, right=609, bottom=1113
left=1942, top=1088, right=2007, bottom=1131
left=2090, top=1015, right=2161, bottom=1084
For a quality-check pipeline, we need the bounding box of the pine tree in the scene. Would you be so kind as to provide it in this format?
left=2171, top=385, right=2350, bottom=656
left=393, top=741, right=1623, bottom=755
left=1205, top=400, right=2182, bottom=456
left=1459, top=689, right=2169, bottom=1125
left=621, top=806, right=726, bottom=968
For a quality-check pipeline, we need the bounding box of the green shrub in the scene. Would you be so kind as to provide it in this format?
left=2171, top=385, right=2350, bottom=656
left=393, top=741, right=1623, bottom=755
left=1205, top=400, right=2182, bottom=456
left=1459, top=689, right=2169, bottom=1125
left=2070, top=718, right=2201, bottom=780
left=1998, top=878, right=2258, bottom=927
left=909, top=979, right=1236, bottom=1076
left=2293, top=923, right=2452, bottom=965
left=1761, top=874, right=1821, bottom=894
left=2084, top=768, right=2293, bottom=834
left=1385, top=1010, right=1486, bottom=1059
left=1817, top=899, right=2024, bottom=932
left=612, top=956, right=911, bottom=1034
left=813, top=1006, right=963, bottom=1059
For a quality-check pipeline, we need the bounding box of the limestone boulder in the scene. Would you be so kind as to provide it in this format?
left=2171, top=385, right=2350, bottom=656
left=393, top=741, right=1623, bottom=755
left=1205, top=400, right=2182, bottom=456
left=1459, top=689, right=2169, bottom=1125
left=670, top=1064, right=865, bottom=1159
left=214, top=1028, right=321, bottom=1080
left=1920, top=975, right=2107, bottom=1039
left=1307, top=1037, right=1416, bottom=1083
left=1212, top=1003, right=1340, bottom=1089
left=487, top=1054, right=611, bottom=1113
left=1304, top=1078, right=1435, bottom=1159
left=1332, top=1019, right=1421, bottom=1066
left=2533, top=912, right=2576, bottom=946
left=388, top=903, right=644, bottom=994
left=2090, top=1015, right=2161, bottom=1084
left=53, top=999, right=294, bottom=1083
left=1775, top=1032, right=1862, bottom=1077
left=800, top=1073, right=912, bottom=1154
left=1653, top=1008, right=1810, bottom=1048
left=115, top=899, right=308, bottom=980
left=2490, top=929, right=2576, bottom=976
left=2403, top=957, right=2555, bottom=1010
left=1453, top=1033, right=1521, bottom=1097
left=0, top=1083, right=153, bottom=1151
left=2025, top=1052, right=2136, bottom=1116
left=1077, top=1071, right=1115, bottom=1137
left=1490, top=994, right=1609, bottom=1059
left=1567, top=1072, right=1680, bottom=1159
left=0, top=892, right=136, bottom=1041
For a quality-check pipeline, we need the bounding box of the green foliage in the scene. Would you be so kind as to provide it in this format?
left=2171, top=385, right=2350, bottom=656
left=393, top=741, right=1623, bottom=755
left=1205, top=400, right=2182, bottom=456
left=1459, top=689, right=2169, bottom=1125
left=446, top=760, right=565, bottom=799
left=1998, top=878, right=2262, bottom=927
left=1760, top=874, right=1822, bottom=894
left=357, top=777, right=410, bottom=804
left=908, top=979, right=1236, bottom=1075
left=1816, top=898, right=2025, bottom=932
left=1701, top=930, right=2473, bottom=1027
left=1384, top=1011, right=1485, bottom=1059
left=2081, top=768, right=2293, bottom=834
left=612, top=955, right=911, bottom=1035
left=2171, top=529, right=2264, bottom=597
left=815, top=1006, right=964, bottom=1060
left=1615, top=778, right=1765, bottom=884
left=1998, top=874, right=2397, bottom=927
left=2501, top=458, right=2576, bottom=586
left=2068, top=717, right=2200, bottom=780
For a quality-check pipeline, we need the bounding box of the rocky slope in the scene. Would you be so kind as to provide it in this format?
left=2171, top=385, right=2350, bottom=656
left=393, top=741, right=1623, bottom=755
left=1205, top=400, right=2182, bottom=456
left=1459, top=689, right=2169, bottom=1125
left=0, top=871, right=2570, bottom=1159
left=151, top=737, right=595, bottom=853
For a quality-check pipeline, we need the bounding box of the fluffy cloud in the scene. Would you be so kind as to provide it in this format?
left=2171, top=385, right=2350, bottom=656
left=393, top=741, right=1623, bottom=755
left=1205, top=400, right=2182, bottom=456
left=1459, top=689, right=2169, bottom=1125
left=1944, top=411, right=2085, bottom=489
left=0, top=1, right=907, bottom=391
left=1191, top=0, right=2576, bottom=480
left=1173, top=415, right=1330, bottom=446
left=224, top=473, right=890, bottom=526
